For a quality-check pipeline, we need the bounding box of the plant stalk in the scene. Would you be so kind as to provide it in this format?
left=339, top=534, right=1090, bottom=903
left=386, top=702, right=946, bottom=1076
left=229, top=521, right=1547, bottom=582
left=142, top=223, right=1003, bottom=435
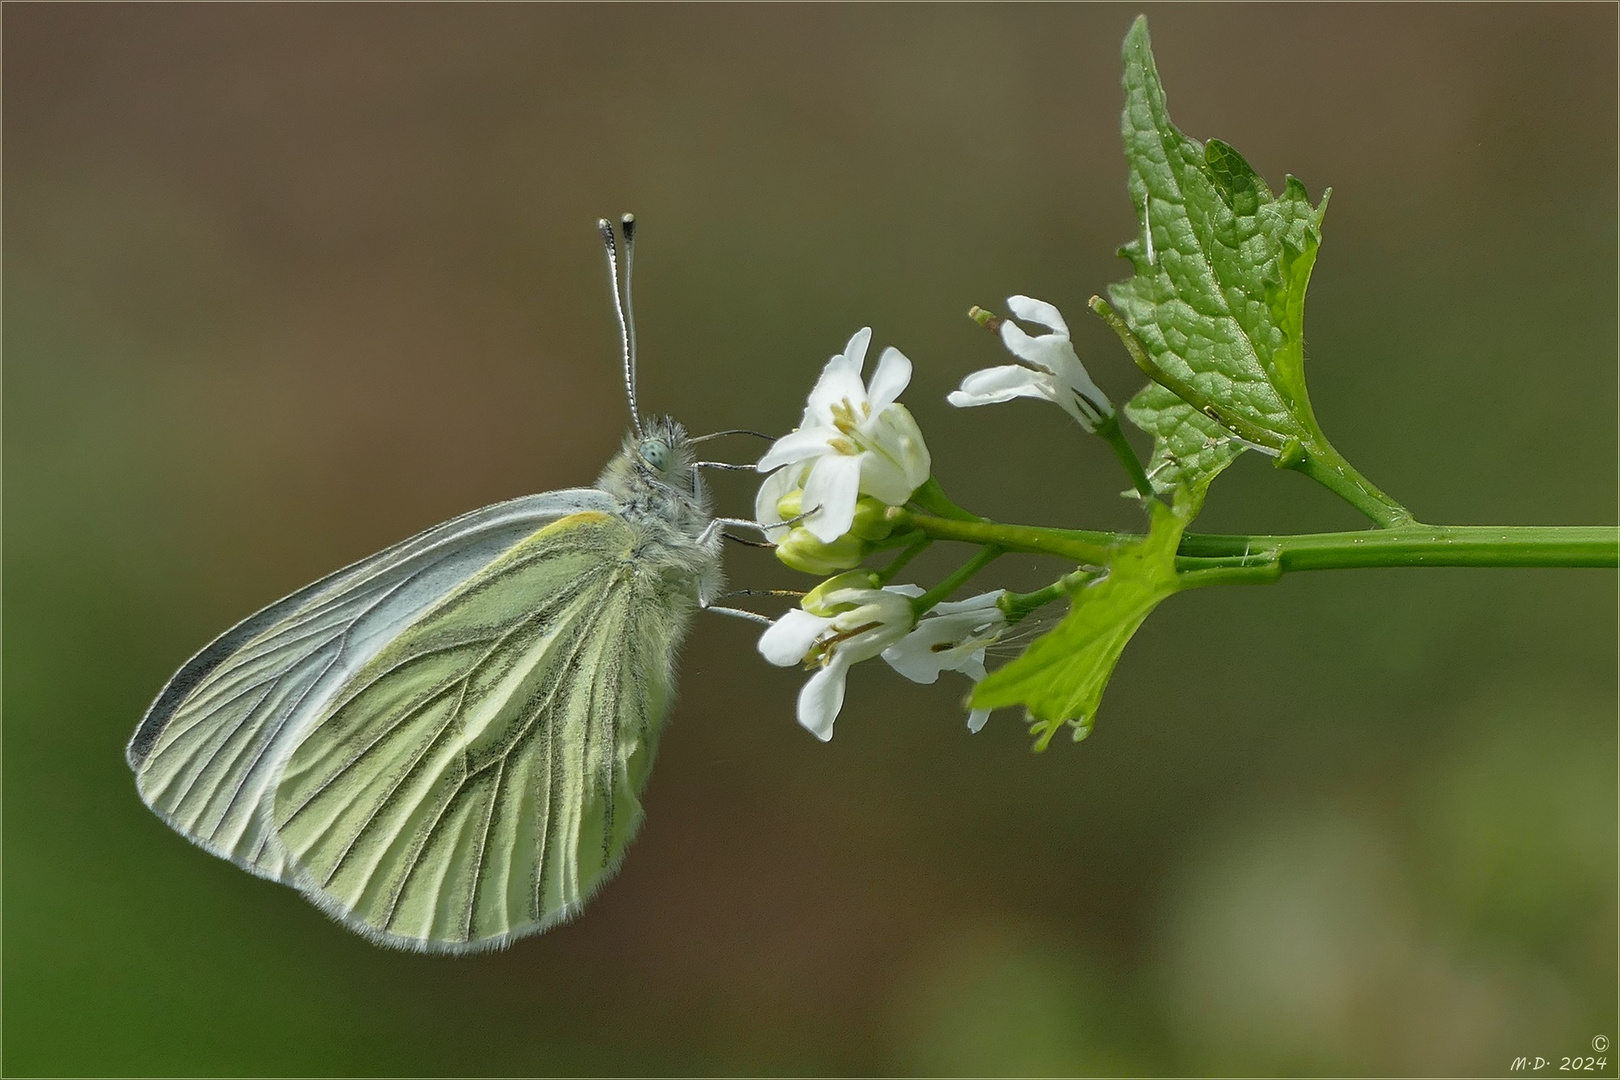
left=892, top=510, right=1617, bottom=572
left=1178, top=525, right=1618, bottom=571
left=913, top=545, right=1003, bottom=615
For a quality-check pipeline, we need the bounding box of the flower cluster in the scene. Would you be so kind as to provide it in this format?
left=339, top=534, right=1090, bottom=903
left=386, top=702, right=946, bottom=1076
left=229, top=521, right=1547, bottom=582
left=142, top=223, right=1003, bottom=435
left=755, top=328, right=931, bottom=554
left=752, top=299, right=1105, bottom=740
left=757, top=573, right=1008, bottom=741
left=756, top=573, right=920, bottom=741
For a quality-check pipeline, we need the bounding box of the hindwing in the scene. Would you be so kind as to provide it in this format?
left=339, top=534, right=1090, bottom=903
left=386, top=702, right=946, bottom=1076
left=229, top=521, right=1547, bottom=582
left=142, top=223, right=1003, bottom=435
left=269, top=510, right=688, bottom=952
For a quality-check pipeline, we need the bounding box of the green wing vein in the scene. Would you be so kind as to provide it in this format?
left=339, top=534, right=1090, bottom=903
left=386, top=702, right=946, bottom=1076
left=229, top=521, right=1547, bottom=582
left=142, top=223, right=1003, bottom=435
left=271, top=512, right=678, bottom=952
left=129, top=491, right=615, bottom=883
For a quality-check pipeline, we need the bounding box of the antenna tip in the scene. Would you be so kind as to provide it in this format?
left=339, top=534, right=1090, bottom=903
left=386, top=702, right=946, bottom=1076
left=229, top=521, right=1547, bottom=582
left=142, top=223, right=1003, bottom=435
left=620, top=213, right=637, bottom=241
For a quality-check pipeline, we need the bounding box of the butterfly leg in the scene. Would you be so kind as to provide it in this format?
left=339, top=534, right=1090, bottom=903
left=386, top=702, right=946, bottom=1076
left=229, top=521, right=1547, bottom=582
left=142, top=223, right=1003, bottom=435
left=699, top=588, right=806, bottom=625
left=695, top=516, right=771, bottom=547
left=695, top=507, right=819, bottom=549
left=688, top=428, right=774, bottom=445
left=690, top=460, right=760, bottom=496
left=690, top=459, right=771, bottom=501
left=698, top=601, right=773, bottom=625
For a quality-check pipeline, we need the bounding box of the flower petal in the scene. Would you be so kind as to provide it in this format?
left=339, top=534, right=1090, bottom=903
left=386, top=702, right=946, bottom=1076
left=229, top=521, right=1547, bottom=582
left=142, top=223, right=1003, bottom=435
left=966, top=707, right=990, bottom=733
left=998, top=320, right=1072, bottom=375
left=804, top=328, right=873, bottom=420
left=1005, top=294, right=1069, bottom=335
left=756, top=428, right=834, bottom=472
left=929, top=590, right=1005, bottom=617
left=801, top=451, right=862, bottom=543
left=859, top=404, right=931, bottom=504
left=758, top=609, right=831, bottom=666
left=865, top=346, right=913, bottom=414
left=948, top=364, right=1053, bottom=407
left=754, top=461, right=808, bottom=533
left=880, top=629, right=948, bottom=685
left=797, top=658, right=850, bottom=741
left=882, top=590, right=1003, bottom=684
left=841, top=326, right=873, bottom=373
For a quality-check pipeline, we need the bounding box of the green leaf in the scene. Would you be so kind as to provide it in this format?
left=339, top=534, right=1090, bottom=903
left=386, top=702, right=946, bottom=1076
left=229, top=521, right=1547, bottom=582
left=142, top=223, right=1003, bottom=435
left=972, top=495, right=1191, bottom=750
left=1108, top=16, right=1330, bottom=488
left=1123, top=382, right=1243, bottom=496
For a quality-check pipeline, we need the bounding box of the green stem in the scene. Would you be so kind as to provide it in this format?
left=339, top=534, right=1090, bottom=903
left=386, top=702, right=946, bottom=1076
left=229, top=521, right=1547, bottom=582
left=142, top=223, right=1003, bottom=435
left=913, top=545, right=1003, bottom=615
left=891, top=508, right=1615, bottom=572
left=1175, top=560, right=1284, bottom=589
left=887, top=508, right=1121, bottom=565
left=1000, top=568, right=1096, bottom=623
left=986, top=523, right=1614, bottom=623
left=1095, top=413, right=1158, bottom=502
left=1177, top=525, right=1619, bottom=571
left=908, top=476, right=981, bottom=521
left=1285, top=446, right=1414, bottom=528
left=868, top=529, right=927, bottom=553
left=875, top=534, right=931, bottom=583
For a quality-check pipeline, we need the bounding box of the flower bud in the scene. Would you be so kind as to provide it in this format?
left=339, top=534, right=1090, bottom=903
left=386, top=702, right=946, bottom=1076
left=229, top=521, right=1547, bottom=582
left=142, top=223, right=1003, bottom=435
left=777, top=490, right=895, bottom=544
left=801, top=570, right=883, bottom=615
left=775, top=528, right=869, bottom=576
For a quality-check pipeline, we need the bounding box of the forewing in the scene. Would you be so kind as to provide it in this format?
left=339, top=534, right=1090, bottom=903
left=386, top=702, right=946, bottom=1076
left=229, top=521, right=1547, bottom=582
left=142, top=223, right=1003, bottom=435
left=270, top=511, right=687, bottom=953
left=128, top=489, right=616, bottom=882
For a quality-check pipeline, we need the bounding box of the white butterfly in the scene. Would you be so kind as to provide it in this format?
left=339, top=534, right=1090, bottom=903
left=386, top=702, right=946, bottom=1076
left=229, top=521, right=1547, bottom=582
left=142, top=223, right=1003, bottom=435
left=128, top=216, right=765, bottom=953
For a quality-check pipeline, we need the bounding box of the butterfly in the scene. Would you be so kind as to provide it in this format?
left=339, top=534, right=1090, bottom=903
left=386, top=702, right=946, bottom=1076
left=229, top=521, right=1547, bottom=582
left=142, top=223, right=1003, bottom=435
left=126, top=216, right=766, bottom=953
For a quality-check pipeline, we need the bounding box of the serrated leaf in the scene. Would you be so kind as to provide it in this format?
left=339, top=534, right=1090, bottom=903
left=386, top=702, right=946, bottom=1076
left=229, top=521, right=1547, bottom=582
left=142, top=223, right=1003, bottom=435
left=1124, top=382, right=1244, bottom=495
left=1109, top=16, right=1330, bottom=479
left=972, top=495, right=1191, bottom=750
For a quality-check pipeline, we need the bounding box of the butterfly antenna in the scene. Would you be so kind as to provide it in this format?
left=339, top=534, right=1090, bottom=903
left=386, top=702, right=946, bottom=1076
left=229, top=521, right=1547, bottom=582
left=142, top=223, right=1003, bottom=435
left=598, top=216, right=643, bottom=438
left=620, top=213, right=641, bottom=432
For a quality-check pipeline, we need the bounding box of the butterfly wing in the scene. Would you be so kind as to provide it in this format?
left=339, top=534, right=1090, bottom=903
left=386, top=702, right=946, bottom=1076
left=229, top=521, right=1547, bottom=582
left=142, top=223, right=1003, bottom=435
left=269, top=509, right=692, bottom=952
left=127, top=489, right=616, bottom=883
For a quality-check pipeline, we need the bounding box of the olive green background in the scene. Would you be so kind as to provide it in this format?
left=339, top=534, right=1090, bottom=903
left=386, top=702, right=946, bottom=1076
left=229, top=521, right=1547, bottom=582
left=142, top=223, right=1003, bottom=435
left=6, top=5, right=1616, bottom=1076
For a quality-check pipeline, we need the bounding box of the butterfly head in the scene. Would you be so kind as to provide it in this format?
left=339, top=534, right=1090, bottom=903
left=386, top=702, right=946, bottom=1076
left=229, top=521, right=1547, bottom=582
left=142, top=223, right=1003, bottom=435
left=599, top=414, right=703, bottom=510
left=637, top=435, right=673, bottom=473
left=630, top=415, right=696, bottom=488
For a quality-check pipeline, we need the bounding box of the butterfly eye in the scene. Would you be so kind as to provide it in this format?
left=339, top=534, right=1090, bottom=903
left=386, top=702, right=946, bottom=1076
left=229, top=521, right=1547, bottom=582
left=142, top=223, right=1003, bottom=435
left=639, top=439, right=671, bottom=471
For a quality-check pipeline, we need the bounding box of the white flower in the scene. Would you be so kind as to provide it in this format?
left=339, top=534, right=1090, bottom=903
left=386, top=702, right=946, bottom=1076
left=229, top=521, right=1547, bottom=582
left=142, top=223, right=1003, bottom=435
left=881, top=590, right=1008, bottom=732
left=947, top=295, right=1114, bottom=431
left=754, top=459, right=809, bottom=542
left=757, top=575, right=921, bottom=742
left=756, top=328, right=932, bottom=544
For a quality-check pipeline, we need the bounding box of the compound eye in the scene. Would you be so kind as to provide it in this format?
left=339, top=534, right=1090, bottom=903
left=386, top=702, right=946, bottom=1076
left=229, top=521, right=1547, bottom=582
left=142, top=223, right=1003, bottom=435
left=639, top=439, right=670, bottom=471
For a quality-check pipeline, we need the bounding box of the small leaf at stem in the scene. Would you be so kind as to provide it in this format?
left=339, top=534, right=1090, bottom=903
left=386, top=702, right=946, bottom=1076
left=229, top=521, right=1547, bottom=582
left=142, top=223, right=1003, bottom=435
left=1124, top=383, right=1244, bottom=495
left=971, top=491, right=1194, bottom=749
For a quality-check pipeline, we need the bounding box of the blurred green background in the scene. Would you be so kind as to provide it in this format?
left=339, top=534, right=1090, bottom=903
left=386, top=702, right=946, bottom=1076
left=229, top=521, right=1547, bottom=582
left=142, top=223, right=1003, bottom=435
left=6, top=5, right=1615, bottom=1076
